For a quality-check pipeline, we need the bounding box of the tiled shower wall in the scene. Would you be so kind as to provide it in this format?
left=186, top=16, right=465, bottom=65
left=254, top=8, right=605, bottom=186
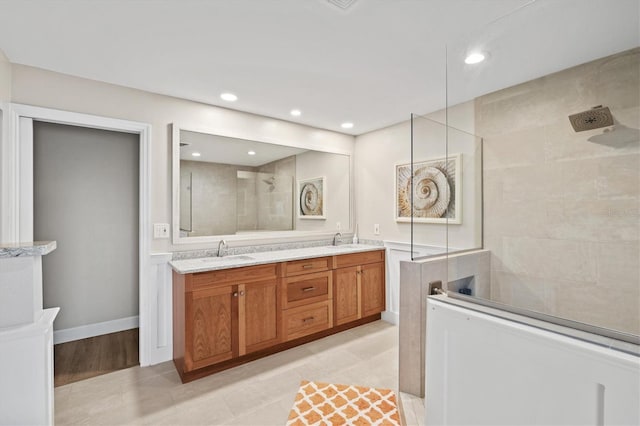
left=477, top=47, right=639, bottom=334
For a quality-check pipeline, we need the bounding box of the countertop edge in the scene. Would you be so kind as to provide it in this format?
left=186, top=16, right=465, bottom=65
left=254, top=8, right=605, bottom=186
left=0, top=241, right=57, bottom=258
left=170, top=244, right=385, bottom=274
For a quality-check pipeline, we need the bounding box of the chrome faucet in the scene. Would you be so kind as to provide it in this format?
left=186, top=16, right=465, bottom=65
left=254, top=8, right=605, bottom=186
left=217, top=239, right=228, bottom=257
left=333, top=232, right=342, bottom=246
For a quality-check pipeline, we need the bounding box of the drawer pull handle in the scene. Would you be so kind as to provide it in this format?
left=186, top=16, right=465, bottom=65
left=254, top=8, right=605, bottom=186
left=302, top=264, right=314, bottom=269
left=302, top=316, right=315, bottom=323
left=302, top=287, right=315, bottom=292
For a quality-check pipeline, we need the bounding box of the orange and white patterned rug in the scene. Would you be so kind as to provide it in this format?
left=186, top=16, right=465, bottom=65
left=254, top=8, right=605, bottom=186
left=286, top=380, right=401, bottom=425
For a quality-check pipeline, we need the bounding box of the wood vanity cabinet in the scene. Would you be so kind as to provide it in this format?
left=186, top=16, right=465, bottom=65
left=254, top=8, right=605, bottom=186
left=173, top=263, right=281, bottom=378
left=281, top=257, right=333, bottom=341
left=173, top=249, right=385, bottom=383
left=333, top=250, right=386, bottom=325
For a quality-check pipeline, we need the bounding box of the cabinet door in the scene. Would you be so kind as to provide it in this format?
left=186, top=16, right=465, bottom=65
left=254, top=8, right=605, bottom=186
left=240, top=279, right=281, bottom=355
left=333, top=266, right=360, bottom=325
left=361, top=262, right=385, bottom=317
left=186, top=285, right=237, bottom=371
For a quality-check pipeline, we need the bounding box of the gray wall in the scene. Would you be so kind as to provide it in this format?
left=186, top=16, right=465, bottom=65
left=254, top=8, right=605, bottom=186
left=34, top=122, right=139, bottom=331
left=478, top=48, right=640, bottom=335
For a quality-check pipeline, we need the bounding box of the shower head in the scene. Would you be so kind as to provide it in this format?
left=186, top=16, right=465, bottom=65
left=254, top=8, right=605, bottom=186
left=262, top=176, right=276, bottom=185
left=568, top=105, right=614, bottom=132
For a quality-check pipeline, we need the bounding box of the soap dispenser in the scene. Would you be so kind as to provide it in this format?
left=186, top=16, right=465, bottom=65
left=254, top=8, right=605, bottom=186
left=352, top=224, right=359, bottom=244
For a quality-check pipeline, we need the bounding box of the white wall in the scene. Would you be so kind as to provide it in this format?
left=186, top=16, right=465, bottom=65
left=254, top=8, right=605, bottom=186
left=10, top=64, right=355, bottom=252
left=0, top=48, right=10, bottom=102
left=354, top=101, right=479, bottom=249
left=0, top=49, right=12, bottom=243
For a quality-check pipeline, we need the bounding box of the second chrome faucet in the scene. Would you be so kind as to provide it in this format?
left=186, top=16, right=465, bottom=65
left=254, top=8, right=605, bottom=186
left=217, top=239, right=228, bottom=257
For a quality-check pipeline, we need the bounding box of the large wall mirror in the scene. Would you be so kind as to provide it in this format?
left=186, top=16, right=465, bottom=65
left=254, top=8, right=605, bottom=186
left=172, top=124, right=352, bottom=244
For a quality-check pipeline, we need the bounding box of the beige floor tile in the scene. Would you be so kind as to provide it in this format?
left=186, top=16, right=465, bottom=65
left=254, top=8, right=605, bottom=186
left=400, top=392, right=425, bottom=426
left=54, top=320, right=424, bottom=425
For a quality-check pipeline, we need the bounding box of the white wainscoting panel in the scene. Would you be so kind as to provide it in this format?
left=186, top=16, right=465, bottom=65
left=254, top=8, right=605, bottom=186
left=382, top=241, right=445, bottom=325
left=425, top=298, right=640, bottom=425
left=143, top=253, right=173, bottom=366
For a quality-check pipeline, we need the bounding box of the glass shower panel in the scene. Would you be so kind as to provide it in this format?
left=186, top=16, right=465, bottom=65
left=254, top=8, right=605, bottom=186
left=409, top=115, right=483, bottom=260
left=408, top=113, right=447, bottom=259
left=445, top=0, right=640, bottom=337
left=179, top=171, right=192, bottom=234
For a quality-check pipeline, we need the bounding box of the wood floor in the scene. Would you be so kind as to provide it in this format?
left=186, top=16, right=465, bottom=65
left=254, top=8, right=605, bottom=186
left=54, top=328, right=139, bottom=387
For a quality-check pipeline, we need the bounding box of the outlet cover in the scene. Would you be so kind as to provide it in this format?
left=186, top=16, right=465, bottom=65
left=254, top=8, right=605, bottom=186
left=153, top=223, right=170, bottom=239
left=374, top=224, right=380, bottom=235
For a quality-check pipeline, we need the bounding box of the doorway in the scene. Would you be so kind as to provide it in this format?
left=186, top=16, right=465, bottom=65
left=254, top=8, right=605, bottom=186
left=33, top=121, right=140, bottom=384
left=6, top=104, right=154, bottom=367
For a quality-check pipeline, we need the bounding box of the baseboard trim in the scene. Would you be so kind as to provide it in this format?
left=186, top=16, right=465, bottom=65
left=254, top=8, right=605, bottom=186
left=381, top=310, right=399, bottom=325
left=54, top=315, right=139, bottom=344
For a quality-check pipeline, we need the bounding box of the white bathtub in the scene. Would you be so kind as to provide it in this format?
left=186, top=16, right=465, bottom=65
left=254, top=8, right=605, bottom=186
left=425, top=296, right=640, bottom=425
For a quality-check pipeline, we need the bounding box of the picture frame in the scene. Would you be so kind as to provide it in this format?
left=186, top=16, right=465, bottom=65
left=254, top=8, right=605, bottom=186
left=395, top=154, right=461, bottom=224
left=297, top=176, right=326, bottom=220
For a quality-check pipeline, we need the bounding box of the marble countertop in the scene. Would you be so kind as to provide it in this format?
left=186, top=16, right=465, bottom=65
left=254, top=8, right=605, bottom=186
left=170, top=243, right=384, bottom=274
left=0, top=241, right=57, bottom=258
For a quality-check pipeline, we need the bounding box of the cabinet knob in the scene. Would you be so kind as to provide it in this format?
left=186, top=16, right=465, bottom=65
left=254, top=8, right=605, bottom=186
left=233, top=292, right=238, bottom=297
left=239, top=291, right=245, bottom=296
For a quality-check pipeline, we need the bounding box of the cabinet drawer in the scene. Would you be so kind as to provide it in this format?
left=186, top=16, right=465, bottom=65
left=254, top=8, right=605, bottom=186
left=282, top=257, right=330, bottom=276
left=283, top=300, right=332, bottom=341
left=282, top=271, right=332, bottom=309
left=187, top=263, right=278, bottom=290
left=333, top=250, right=385, bottom=269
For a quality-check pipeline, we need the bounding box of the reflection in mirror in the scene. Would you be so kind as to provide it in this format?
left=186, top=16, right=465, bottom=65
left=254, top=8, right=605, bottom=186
left=174, top=128, right=351, bottom=241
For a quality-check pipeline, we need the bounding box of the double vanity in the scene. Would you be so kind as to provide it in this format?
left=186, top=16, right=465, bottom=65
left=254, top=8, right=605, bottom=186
left=170, top=244, right=386, bottom=382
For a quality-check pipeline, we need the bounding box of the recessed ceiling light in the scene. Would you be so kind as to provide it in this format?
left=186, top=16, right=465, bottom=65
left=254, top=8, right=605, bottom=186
left=248, top=150, right=256, bottom=156
left=192, top=152, right=201, bottom=157
left=341, top=122, right=354, bottom=129
left=220, top=92, right=238, bottom=101
left=464, top=52, right=485, bottom=65
left=290, top=109, right=302, bottom=117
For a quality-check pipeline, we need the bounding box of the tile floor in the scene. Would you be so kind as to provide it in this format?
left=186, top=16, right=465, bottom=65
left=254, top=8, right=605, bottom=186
left=55, top=320, right=425, bottom=425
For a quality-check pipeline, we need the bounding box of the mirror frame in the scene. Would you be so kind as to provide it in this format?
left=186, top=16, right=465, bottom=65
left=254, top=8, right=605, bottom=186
left=171, top=123, right=354, bottom=245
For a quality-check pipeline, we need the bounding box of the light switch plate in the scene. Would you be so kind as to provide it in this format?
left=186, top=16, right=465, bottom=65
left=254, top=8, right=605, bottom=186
left=153, top=223, right=170, bottom=239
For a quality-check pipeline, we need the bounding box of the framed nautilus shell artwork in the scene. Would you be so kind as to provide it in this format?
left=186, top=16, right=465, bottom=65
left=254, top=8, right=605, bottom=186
left=298, top=176, right=326, bottom=219
left=395, top=154, right=461, bottom=224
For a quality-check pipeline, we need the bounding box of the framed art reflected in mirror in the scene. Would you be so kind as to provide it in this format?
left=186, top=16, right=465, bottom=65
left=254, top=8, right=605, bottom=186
left=298, top=176, right=326, bottom=220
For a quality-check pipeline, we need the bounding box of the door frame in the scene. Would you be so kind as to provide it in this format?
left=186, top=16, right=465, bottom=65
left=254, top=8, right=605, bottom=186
left=2, top=103, right=153, bottom=365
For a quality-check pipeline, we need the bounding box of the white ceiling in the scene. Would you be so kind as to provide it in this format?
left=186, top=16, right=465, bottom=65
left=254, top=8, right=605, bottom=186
left=0, top=0, right=638, bottom=136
